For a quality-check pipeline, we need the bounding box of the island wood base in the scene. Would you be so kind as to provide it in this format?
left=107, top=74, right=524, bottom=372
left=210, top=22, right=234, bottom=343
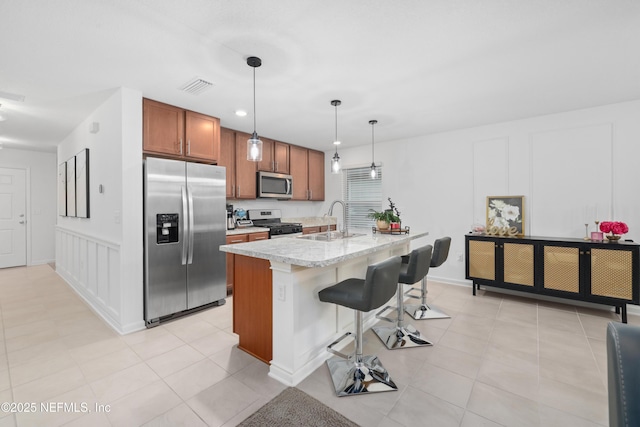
left=232, top=255, right=272, bottom=363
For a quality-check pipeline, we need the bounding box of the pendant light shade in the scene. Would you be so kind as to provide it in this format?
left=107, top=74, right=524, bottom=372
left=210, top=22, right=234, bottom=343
left=330, top=100, right=342, bottom=174
left=246, top=56, right=263, bottom=162
left=369, top=119, right=378, bottom=178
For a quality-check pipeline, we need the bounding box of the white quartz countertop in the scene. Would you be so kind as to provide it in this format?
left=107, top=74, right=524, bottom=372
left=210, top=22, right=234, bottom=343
left=226, top=227, right=269, bottom=236
left=219, top=229, right=428, bottom=268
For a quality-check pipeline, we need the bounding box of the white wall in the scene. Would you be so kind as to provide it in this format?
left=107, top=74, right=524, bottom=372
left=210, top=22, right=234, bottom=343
left=56, top=87, right=144, bottom=334
left=325, top=99, right=640, bottom=285
left=0, top=147, right=56, bottom=265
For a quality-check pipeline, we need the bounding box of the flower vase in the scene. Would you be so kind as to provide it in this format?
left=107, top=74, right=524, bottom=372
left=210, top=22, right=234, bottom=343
left=606, top=233, right=621, bottom=242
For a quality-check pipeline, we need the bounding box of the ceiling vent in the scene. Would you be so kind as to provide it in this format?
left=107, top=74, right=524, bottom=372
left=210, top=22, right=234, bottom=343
left=179, top=77, right=214, bottom=95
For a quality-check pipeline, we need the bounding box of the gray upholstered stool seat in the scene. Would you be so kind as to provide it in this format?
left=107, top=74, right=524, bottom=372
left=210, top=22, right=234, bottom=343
left=318, top=256, right=402, bottom=397
left=373, top=245, right=433, bottom=349
left=607, top=321, right=640, bottom=427
left=405, top=236, right=451, bottom=320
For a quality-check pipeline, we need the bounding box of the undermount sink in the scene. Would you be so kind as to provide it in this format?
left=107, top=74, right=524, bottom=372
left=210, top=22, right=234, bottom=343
left=297, top=231, right=365, bottom=241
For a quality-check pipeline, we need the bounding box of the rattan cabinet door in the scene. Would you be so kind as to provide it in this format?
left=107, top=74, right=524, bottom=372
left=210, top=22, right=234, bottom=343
left=543, top=246, right=580, bottom=293
left=468, top=240, right=496, bottom=281
left=503, top=243, right=534, bottom=287
left=590, top=248, right=633, bottom=300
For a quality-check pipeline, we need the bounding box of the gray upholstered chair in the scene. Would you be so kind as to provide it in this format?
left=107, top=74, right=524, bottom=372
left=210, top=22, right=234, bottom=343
left=405, top=236, right=451, bottom=320
left=373, top=245, right=433, bottom=349
left=318, top=256, right=402, bottom=397
left=607, top=321, right=640, bottom=427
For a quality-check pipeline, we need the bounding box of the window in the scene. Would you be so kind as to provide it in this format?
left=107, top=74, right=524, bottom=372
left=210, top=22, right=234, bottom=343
left=342, top=166, right=383, bottom=229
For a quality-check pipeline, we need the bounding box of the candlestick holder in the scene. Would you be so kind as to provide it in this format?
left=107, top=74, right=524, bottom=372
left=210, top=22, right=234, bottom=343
left=583, top=223, right=590, bottom=240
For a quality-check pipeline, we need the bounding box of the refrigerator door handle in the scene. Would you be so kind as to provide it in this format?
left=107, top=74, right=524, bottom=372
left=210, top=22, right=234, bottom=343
left=181, top=185, right=188, bottom=265
left=187, top=186, right=195, bottom=265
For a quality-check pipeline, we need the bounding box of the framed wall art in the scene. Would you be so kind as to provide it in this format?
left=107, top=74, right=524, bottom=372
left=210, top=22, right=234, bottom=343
left=58, top=162, right=67, bottom=216
left=486, top=195, right=525, bottom=236
left=66, top=156, right=76, bottom=217
left=75, top=148, right=90, bottom=218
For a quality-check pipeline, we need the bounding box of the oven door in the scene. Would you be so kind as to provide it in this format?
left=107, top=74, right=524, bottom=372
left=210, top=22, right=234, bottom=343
left=258, top=171, right=293, bottom=199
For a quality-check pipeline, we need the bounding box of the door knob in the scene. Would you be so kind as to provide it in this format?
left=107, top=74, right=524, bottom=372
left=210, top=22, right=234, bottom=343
left=19, top=220, right=25, bottom=224
left=19, top=214, right=24, bottom=217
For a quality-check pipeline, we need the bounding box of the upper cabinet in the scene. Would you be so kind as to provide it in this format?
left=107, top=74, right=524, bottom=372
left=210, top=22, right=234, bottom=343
left=143, top=99, right=322, bottom=201
left=143, top=98, right=220, bottom=163
left=290, top=146, right=324, bottom=201
left=218, top=127, right=236, bottom=199
left=258, top=139, right=290, bottom=174
left=234, top=131, right=258, bottom=199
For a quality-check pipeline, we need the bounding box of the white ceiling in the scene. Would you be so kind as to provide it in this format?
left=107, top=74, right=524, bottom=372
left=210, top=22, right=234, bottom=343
left=1, top=0, right=639, bottom=153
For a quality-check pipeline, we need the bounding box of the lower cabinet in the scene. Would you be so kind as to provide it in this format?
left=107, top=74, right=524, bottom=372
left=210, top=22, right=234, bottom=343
left=226, top=231, right=269, bottom=294
left=302, top=225, right=336, bottom=235
left=465, top=234, right=639, bottom=322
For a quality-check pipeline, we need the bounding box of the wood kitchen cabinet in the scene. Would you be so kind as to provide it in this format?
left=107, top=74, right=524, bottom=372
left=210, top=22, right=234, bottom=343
left=307, top=149, right=324, bottom=201
left=143, top=99, right=220, bottom=163
left=219, top=127, right=236, bottom=198
left=302, top=225, right=336, bottom=235
left=290, top=146, right=325, bottom=201
left=234, top=131, right=258, bottom=199
left=225, top=231, right=269, bottom=294
left=258, top=139, right=290, bottom=174
left=465, top=234, right=639, bottom=322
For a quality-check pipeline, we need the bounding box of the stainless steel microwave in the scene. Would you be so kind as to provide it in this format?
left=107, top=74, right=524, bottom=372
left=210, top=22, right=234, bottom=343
left=257, top=171, right=293, bottom=199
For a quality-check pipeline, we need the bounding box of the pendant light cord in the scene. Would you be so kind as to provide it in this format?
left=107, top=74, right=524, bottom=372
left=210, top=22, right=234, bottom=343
left=252, top=66, right=257, bottom=134
left=371, top=122, right=375, bottom=163
left=335, top=103, right=339, bottom=154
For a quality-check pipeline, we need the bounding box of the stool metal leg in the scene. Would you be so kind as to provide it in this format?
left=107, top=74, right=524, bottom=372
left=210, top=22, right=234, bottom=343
left=373, top=283, right=433, bottom=349
left=326, top=311, right=398, bottom=397
left=404, top=277, right=450, bottom=320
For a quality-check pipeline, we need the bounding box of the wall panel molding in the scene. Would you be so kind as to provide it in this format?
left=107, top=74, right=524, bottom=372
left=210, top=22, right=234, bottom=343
left=55, top=226, right=141, bottom=334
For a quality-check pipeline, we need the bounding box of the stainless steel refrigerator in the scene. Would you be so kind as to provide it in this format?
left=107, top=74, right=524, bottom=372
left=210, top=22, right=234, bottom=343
left=144, top=157, right=226, bottom=326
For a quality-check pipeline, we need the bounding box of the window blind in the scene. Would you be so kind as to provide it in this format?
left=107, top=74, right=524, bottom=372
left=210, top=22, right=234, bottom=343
left=342, top=166, right=383, bottom=229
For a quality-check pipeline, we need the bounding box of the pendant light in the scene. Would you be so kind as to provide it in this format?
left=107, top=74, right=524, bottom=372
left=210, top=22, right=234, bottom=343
left=330, top=100, right=342, bottom=174
left=369, top=119, right=378, bottom=178
left=246, top=56, right=263, bottom=162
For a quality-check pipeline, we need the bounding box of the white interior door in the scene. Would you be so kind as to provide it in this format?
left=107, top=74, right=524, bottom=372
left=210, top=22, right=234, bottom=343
left=0, top=168, right=27, bottom=268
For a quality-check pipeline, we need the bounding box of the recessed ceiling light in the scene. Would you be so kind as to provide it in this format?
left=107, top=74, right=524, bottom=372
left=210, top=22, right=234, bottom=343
left=333, top=140, right=341, bottom=145
left=235, top=110, right=247, bottom=117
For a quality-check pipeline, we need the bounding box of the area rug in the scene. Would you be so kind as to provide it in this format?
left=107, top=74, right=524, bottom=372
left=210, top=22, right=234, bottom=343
left=238, top=387, right=360, bottom=427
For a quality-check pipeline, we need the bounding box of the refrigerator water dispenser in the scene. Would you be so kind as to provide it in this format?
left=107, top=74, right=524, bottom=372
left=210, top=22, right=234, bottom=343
left=156, top=213, right=179, bottom=244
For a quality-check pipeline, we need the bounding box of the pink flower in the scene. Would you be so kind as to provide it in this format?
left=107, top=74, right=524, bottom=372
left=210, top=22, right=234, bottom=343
left=600, top=221, right=628, bottom=235
left=599, top=221, right=613, bottom=233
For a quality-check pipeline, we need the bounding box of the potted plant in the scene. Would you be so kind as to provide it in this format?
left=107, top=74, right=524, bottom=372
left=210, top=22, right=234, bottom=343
left=368, top=198, right=401, bottom=230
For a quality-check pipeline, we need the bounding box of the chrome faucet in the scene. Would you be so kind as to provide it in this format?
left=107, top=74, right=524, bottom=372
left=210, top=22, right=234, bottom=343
left=328, top=200, right=347, bottom=237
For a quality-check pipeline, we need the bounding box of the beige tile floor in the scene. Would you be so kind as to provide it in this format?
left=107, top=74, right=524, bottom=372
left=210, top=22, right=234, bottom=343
left=0, top=264, right=636, bottom=426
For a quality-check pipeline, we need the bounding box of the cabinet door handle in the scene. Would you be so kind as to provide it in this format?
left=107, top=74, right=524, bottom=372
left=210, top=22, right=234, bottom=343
left=254, top=236, right=267, bottom=240
left=178, top=138, right=183, bottom=155
left=230, top=239, right=244, bottom=243
left=232, top=185, right=235, bottom=197
left=309, top=190, right=312, bottom=200
left=274, top=161, right=278, bottom=171
left=187, top=140, right=191, bottom=155
left=237, top=185, right=240, bottom=197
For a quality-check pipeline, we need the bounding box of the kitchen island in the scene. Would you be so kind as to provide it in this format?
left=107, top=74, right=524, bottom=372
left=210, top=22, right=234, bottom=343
left=219, top=229, right=429, bottom=386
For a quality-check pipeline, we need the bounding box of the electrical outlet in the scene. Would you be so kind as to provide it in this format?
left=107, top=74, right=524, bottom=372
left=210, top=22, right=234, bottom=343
left=457, top=253, right=463, bottom=262
left=278, top=284, right=286, bottom=301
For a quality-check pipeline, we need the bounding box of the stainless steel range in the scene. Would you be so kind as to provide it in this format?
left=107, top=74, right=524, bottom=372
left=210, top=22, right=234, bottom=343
left=247, top=209, right=303, bottom=239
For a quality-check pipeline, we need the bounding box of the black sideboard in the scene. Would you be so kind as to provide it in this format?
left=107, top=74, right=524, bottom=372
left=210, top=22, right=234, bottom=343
left=465, top=234, right=639, bottom=323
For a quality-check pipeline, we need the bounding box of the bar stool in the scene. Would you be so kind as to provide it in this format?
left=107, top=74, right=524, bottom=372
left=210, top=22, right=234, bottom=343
left=318, top=256, right=402, bottom=397
left=405, top=236, right=451, bottom=320
left=372, top=245, right=433, bottom=349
